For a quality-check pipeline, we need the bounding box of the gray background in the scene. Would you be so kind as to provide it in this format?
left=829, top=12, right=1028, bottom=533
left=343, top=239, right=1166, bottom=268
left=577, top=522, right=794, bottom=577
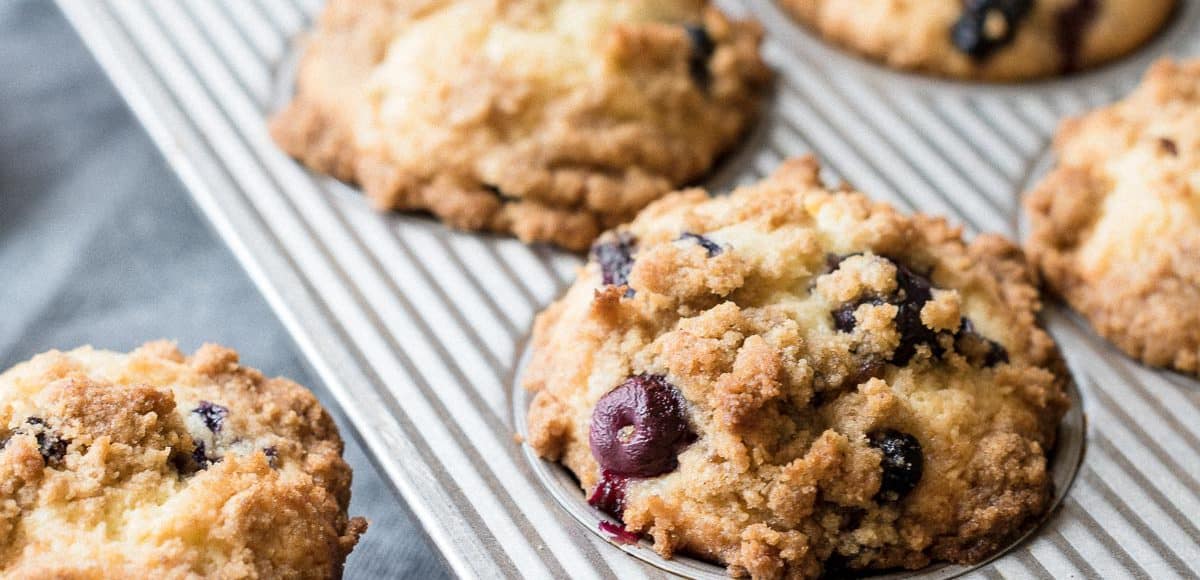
left=0, top=1, right=450, bottom=577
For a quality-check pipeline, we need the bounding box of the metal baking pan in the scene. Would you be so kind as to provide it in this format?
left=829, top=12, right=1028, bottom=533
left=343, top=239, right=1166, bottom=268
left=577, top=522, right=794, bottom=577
left=57, top=0, right=1200, bottom=577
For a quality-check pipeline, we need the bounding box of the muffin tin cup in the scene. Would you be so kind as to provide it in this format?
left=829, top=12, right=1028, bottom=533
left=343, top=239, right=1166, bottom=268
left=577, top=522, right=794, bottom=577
left=512, top=345, right=1088, bottom=579
left=60, top=0, right=1200, bottom=577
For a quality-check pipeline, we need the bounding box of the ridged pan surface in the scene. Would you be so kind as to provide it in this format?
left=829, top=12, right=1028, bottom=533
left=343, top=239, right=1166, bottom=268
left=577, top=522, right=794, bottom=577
left=54, top=0, right=1200, bottom=577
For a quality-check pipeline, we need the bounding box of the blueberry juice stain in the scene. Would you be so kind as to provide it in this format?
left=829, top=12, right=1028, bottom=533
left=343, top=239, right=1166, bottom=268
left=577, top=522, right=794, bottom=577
left=586, top=374, right=695, bottom=539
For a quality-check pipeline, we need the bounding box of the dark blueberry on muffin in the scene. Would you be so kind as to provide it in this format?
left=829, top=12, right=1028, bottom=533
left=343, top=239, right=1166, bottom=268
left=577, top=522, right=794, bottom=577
left=952, top=0, right=1034, bottom=59
left=831, top=257, right=939, bottom=365
left=869, top=430, right=924, bottom=501
left=592, top=233, right=638, bottom=296
left=193, top=400, right=229, bottom=432
left=684, top=24, right=716, bottom=88
left=588, top=470, right=631, bottom=518
left=678, top=232, right=723, bottom=256
left=589, top=374, right=694, bottom=477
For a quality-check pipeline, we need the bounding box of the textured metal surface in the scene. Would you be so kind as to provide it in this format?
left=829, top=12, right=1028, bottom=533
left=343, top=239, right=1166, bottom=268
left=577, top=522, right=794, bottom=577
left=57, top=0, right=1200, bottom=577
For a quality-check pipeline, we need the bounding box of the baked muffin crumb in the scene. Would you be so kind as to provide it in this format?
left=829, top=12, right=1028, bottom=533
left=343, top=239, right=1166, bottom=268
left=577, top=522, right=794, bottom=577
left=1025, top=58, right=1200, bottom=375
left=526, top=157, right=1069, bottom=577
left=271, top=0, right=771, bottom=250
left=779, top=0, right=1174, bottom=81
left=0, top=342, right=365, bottom=578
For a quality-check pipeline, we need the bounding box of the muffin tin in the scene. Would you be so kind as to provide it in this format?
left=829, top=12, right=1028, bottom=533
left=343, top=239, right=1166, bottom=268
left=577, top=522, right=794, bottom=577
left=58, top=0, right=1200, bottom=577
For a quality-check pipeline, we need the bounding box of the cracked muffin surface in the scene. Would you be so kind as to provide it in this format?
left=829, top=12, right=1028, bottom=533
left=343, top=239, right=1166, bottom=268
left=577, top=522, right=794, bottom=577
left=0, top=342, right=366, bottom=579
left=524, top=157, right=1070, bottom=578
left=779, top=0, right=1174, bottom=81
left=270, top=0, right=770, bottom=251
left=1025, top=59, right=1200, bottom=375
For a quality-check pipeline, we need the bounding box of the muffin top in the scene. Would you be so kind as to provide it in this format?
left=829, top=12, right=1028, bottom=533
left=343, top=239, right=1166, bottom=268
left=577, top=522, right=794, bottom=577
left=1025, top=59, right=1200, bottom=374
left=0, top=342, right=365, bottom=578
left=779, top=0, right=1174, bottom=81
left=525, top=157, right=1069, bottom=578
left=271, top=0, right=770, bottom=250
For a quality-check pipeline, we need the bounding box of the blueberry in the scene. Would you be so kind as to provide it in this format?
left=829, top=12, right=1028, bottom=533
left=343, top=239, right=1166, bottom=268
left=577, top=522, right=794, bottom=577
left=263, top=446, right=279, bottom=468
left=829, top=257, right=939, bottom=365
left=1055, top=0, right=1099, bottom=73
left=869, top=430, right=923, bottom=501
left=34, top=430, right=67, bottom=466
left=951, top=13, right=988, bottom=57
left=20, top=417, right=68, bottom=466
left=589, top=374, right=694, bottom=477
left=951, top=0, right=1033, bottom=59
left=677, top=232, right=722, bottom=257
left=171, top=438, right=220, bottom=475
left=1160, top=138, right=1179, bottom=156
left=192, top=401, right=229, bottom=433
left=169, top=449, right=195, bottom=474
left=599, top=520, right=640, bottom=544
left=844, top=358, right=886, bottom=388
left=192, top=440, right=213, bottom=470
left=588, top=470, right=630, bottom=518
left=684, top=24, right=715, bottom=88
left=825, top=253, right=854, bottom=273
left=890, top=262, right=938, bottom=365
left=832, top=298, right=882, bottom=333
left=591, top=233, right=637, bottom=296
left=955, top=318, right=1009, bottom=368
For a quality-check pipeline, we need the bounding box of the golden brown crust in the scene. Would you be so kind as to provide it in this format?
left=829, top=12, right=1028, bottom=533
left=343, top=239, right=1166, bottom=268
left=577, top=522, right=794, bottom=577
left=271, top=0, right=771, bottom=251
left=0, top=342, right=366, bottom=579
left=269, top=0, right=393, bottom=183
left=779, top=0, right=1174, bottom=81
left=525, top=157, right=1069, bottom=578
left=1025, top=59, right=1200, bottom=375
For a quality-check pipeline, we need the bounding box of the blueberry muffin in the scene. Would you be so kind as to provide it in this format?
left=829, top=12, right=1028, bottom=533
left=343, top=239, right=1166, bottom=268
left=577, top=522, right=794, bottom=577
left=1025, top=59, right=1200, bottom=375
left=779, top=0, right=1174, bottom=81
left=0, top=342, right=366, bottom=578
left=270, top=0, right=771, bottom=251
left=524, top=157, right=1070, bottom=578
